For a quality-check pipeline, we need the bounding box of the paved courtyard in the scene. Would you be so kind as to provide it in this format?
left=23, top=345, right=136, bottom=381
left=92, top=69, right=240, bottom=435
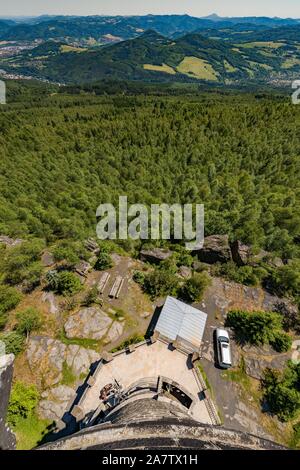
left=80, top=340, right=212, bottom=424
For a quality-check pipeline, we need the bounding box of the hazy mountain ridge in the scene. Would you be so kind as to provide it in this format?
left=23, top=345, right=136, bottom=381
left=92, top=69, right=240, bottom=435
left=1, top=14, right=299, bottom=43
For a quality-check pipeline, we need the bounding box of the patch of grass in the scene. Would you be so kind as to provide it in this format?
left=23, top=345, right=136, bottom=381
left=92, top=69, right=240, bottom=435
left=107, top=307, right=127, bottom=321
left=238, top=42, right=284, bottom=49
left=61, top=361, right=77, bottom=386
left=289, top=422, right=300, bottom=449
left=197, top=363, right=213, bottom=396
left=60, top=45, right=87, bottom=53
left=282, top=58, right=300, bottom=69
left=222, top=356, right=262, bottom=406
left=57, top=330, right=100, bottom=351
left=111, top=333, right=145, bottom=353
left=143, top=63, right=176, bottom=75
left=248, top=61, right=273, bottom=70
left=222, top=357, right=250, bottom=387
left=177, top=56, right=219, bottom=81
left=224, top=60, right=237, bottom=73
left=14, top=413, right=52, bottom=450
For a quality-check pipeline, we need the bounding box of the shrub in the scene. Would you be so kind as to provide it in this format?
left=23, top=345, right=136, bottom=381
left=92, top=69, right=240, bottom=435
left=262, top=364, right=300, bottom=421
left=57, top=271, right=82, bottom=296
left=226, top=309, right=291, bottom=351
left=268, top=261, right=300, bottom=300
left=7, top=382, right=40, bottom=427
left=20, top=261, right=43, bottom=293
left=180, top=272, right=211, bottom=303
left=143, top=267, right=179, bottom=299
left=132, top=271, right=145, bottom=286
left=81, top=286, right=99, bottom=307
left=2, top=239, right=45, bottom=286
left=213, top=261, right=268, bottom=287
left=111, top=334, right=145, bottom=353
left=52, top=240, right=89, bottom=266
left=46, top=270, right=82, bottom=296
left=270, top=331, right=292, bottom=353
left=0, top=285, right=22, bottom=330
left=94, top=252, right=113, bottom=271
left=16, top=308, right=43, bottom=340
left=0, top=331, right=25, bottom=355
left=176, top=252, right=194, bottom=268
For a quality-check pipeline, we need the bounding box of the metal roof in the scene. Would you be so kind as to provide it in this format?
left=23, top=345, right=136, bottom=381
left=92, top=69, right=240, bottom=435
left=155, top=296, right=207, bottom=351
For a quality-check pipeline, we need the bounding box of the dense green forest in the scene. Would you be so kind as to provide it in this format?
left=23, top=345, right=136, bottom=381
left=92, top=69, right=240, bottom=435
left=0, top=80, right=299, bottom=449
left=0, top=83, right=299, bottom=250
left=0, top=82, right=299, bottom=303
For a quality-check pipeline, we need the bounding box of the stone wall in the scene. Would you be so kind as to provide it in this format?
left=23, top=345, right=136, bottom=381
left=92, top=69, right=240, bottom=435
left=0, top=354, right=16, bottom=450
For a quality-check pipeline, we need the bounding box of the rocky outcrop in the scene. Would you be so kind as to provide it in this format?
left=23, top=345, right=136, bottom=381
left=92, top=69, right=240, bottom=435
left=0, top=235, right=23, bottom=248
left=27, top=337, right=99, bottom=389
left=231, top=240, right=283, bottom=268
left=64, top=307, right=112, bottom=340
left=41, top=291, right=60, bottom=316
left=105, top=322, right=124, bottom=344
left=41, top=251, right=55, bottom=267
left=196, top=235, right=232, bottom=264
left=178, top=266, right=192, bottom=279
left=39, top=385, right=76, bottom=421
left=243, top=353, right=288, bottom=380
left=140, top=248, right=172, bottom=264
left=230, top=240, right=251, bottom=266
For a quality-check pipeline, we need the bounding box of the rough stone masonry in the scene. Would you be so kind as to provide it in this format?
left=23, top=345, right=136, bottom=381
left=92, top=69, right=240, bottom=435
left=0, top=353, right=16, bottom=450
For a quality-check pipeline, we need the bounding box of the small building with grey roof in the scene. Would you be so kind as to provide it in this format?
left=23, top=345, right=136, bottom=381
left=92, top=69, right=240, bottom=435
left=154, top=296, right=207, bottom=353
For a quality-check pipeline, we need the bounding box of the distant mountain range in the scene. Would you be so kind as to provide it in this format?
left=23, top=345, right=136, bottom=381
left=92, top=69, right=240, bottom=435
left=0, top=14, right=299, bottom=43
left=0, top=14, right=300, bottom=87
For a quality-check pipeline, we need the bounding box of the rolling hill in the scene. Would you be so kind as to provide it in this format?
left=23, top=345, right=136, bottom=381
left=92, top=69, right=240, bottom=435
left=2, top=29, right=300, bottom=85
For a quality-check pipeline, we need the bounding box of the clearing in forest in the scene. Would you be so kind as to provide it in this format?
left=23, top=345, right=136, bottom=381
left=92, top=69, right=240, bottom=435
left=177, top=56, right=219, bottom=81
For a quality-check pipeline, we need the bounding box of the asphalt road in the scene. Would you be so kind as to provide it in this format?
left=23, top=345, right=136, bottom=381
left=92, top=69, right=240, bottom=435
left=195, top=293, right=274, bottom=440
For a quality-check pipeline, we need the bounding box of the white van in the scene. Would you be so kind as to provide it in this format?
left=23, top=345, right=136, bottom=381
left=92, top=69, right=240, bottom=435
left=215, top=329, right=232, bottom=369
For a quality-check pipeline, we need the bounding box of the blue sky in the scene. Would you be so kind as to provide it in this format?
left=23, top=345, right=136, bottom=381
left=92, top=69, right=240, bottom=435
left=1, top=1, right=300, bottom=18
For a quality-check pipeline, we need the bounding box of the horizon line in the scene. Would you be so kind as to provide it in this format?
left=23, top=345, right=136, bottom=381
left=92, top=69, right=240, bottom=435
left=0, top=12, right=300, bottom=20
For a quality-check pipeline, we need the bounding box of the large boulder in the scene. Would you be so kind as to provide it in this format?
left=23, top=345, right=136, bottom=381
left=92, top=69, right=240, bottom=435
left=230, top=240, right=251, bottom=266
left=231, top=240, right=283, bottom=268
left=140, top=248, right=172, bottom=264
left=41, top=291, right=60, bottom=316
left=0, top=235, right=23, bottom=248
left=244, top=353, right=288, bottom=380
left=178, top=266, right=192, bottom=279
left=27, top=336, right=98, bottom=388
left=196, top=235, right=232, bottom=264
left=105, top=321, right=124, bottom=344
left=41, top=251, right=55, bottom=267
left=39, top=385, right=76, bottom=421
left=64, top=307, right=112, bottom=340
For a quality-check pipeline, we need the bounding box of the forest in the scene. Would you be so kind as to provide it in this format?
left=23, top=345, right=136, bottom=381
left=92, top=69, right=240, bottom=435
left=0, top=83, right=299, bottom=247
left=0, top=80, right=299, bottom=449
left=0, top=81, right=298, bottom=303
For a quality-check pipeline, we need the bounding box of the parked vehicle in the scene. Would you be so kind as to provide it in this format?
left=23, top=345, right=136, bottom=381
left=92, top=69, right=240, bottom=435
left=215, top=329, right=232, bottom=369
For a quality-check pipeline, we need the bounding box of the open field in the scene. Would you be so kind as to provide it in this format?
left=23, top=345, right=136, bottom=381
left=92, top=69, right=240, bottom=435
left=143, top=63, right=176, bottom=74
left=177, top=56, right=219, bottom=81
